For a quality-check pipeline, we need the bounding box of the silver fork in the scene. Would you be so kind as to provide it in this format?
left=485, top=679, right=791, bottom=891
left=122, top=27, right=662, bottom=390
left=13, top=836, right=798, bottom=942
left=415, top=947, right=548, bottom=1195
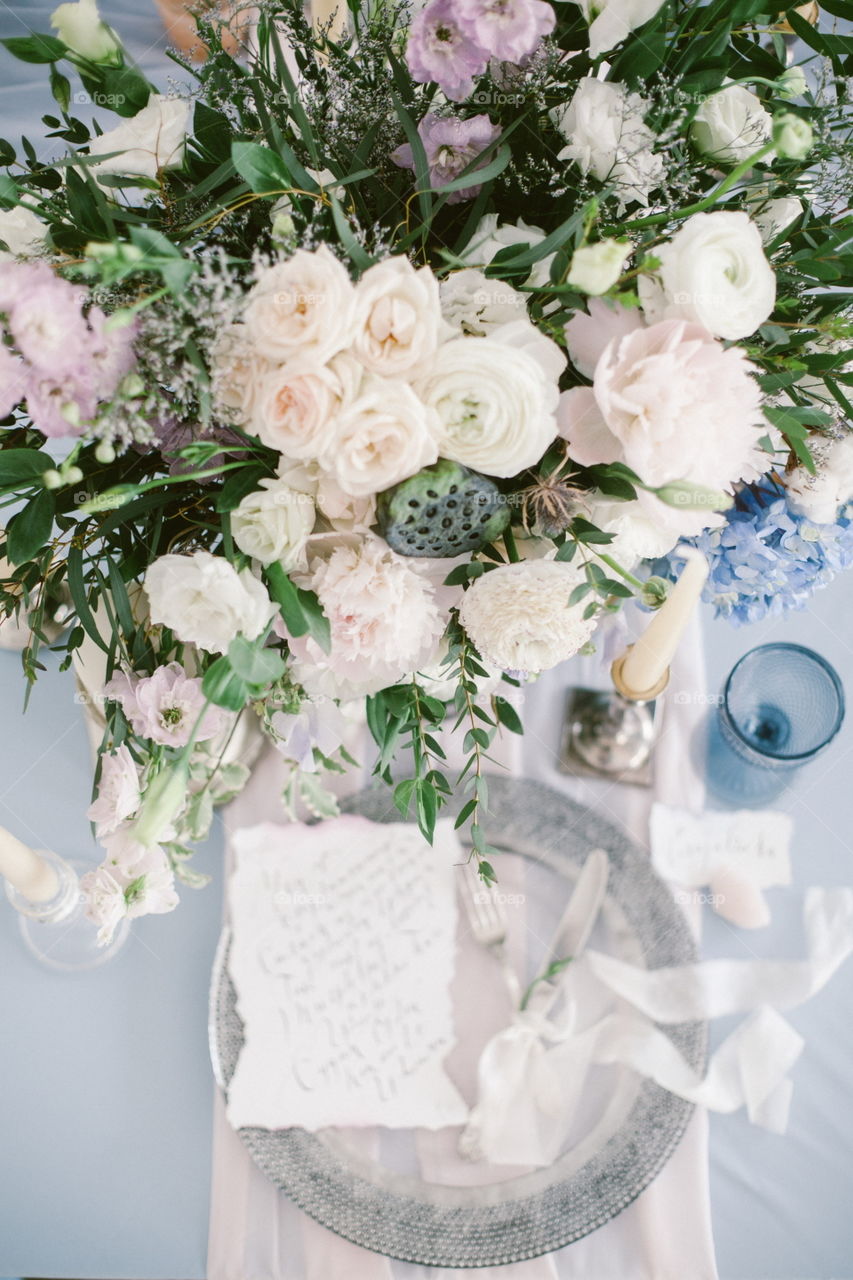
left=459, top=861, right=521, bottom=1008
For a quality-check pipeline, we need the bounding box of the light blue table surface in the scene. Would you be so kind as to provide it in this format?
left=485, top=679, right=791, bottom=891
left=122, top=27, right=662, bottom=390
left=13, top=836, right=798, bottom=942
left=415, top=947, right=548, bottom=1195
left=1, top=4, right=853, bottom=1276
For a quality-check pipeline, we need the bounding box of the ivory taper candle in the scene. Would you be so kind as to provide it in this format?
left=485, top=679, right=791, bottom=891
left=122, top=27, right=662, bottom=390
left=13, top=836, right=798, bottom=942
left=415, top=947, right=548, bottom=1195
left=618, top=546, right=709, bottom=698
left=311, top=0, right=349, bottom=41
left=0, top=826, right=60, bottom=902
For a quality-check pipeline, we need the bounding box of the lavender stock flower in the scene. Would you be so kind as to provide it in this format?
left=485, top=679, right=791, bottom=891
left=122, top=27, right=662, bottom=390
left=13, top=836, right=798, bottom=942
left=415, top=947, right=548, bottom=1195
left=392, top=113, right=502, bottom=203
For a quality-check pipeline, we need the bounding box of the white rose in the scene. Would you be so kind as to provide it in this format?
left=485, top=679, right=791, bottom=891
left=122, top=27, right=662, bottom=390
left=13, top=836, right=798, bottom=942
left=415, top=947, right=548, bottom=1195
left=252, top=359, right=353, bottom=458
left=459, top=560, right=598, bottom=674
left=786, top=433, right=853, bottom=524
left=753, top=195, right=803, bottom=243
left=243, top=245, right=357, bottom=369
left=638, top=210, right=776, bottom=341
left=211, top=324, right=273, bottom=426
left=0, top=206, right=45, bottom=260
left=462, top=214, right=554, bottom=288
left=351, top=257, right=443, bottom=378
left=51, top=0, right=121, bottom=63
left=690, top=85, right=773, bottom=167
left=567, top=239, right=631, bottom=296
left=88, top=95, right=191, bottom=181
left=327, top=375, right=440, bottom=497
left=558, top=317, right=766, bottom=533
left=551, top=78, right=664, bottom=212
left=145, top=550, right=277, bottom=654
left=232, top=478, right=316, bottom=569
left=440, top=268, right=528, bottom=336
left=571, top=0, right=667, bottom=58
left=418, top=322, right=564, bottom=478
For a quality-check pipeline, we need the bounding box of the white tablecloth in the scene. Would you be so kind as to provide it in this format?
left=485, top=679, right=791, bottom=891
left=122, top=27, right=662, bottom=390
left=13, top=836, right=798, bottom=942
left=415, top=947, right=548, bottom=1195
left=207, top=614, right=718, bottom=1280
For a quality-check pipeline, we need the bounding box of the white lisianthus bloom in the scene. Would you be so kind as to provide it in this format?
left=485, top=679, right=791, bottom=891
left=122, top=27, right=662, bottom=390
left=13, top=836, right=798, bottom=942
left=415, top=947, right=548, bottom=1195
left=459, top=561, right=598, bottom=674
left=569, top=0, right=667, bottom=58
left=243, top=245, right=357, bottom=369
left=80, top=864, right=128, bottom=946
left=551, top=79, right=664, bottom=212
left=231, top=478, right=316, bottom=569
left=87, top=744, right=141, bottom=837
left=462, top=214, right=554, bottom=288
left=785, top=433, right=853, bottom=524
left=88, top=95, right=191, bottom=181
left=145, top=551, right=277, bottom=654
left=777, top=66, right=808, bottom=100
left=0, top=206, right=46, bottom=259
left=440, top=268, right=528, bottom=336
left=326, top=375, right=441, bottom=497
left=351, top=257, right=443, bottom=379
left=567, top=240, right=631, bottom=296
left=251, top=358, right=355, bottom=458
left=558, top=318, right=766, bottom=533
left=750, top=193, right=804, bottom=242
left=288, top=538, right=445, bottom=699
left=81, top=846, right=179, bottom=946
left=51, top=0, right=122, bottom=64
left=211, top=324, right=273, bottom=426
left=690, top=85, right=773, bottom=167
left=772, top=111, right=813, bottom=161
left=418, top=321, right=565, bottom=478
left=638, top=210, right=776, bottom=340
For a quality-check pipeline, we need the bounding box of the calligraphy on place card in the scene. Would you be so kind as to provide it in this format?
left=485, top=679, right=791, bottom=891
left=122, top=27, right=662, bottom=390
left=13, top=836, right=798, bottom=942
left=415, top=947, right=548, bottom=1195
left=226, top=816, right=468, bottom=1131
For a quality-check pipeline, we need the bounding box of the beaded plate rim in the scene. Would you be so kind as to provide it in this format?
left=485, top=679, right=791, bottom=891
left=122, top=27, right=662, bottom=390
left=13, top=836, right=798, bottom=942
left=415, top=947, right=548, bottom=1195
left=209, top=775, right=707, bottom=1268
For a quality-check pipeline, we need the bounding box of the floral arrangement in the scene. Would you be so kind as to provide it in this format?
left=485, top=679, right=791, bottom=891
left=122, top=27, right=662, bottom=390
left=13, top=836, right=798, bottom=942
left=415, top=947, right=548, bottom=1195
left=0, top=0, right=851, bottom=941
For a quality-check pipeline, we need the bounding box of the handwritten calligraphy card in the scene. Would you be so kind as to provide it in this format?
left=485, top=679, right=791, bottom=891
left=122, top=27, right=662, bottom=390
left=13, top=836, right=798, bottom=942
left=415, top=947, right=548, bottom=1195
left=226, top=816, right=468, bottom=1131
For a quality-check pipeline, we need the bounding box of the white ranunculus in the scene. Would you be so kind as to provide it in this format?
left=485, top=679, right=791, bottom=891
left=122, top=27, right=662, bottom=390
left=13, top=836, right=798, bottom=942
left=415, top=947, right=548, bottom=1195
left=570, top=0, right=667, bottom=58
left=88, top=95, right=191, bottom=181
left=327, top=375, right=440, bottom=497
left=459, top=560, right=598, bottom=674
left=351, top=257, right=443, bottom=379
left=417, top=321, right=565, bottom=478
left=786, top=433, right=853, bottom=524
left=243, top=245, right=357, bottom=369
left=462, top=214, right=554, bottom=288
left=690, top=85, right=773, bottom=167
left=51, top=0, right=121, bottom=64
left=440, top=268, right=528, bottom=336
left=145, top=551, right=277, bottom=654
left=567, top=239, right=631, bottom=296
left=752, top=194, right=803, bottom=242
left=0, top=206, right=45, bottom=259
left=231, top=478, right=316, bottom=569
left=637, top=210, right=776, bottom=341
left=551, top=78, right=664, bottom=212
left=558, top=318, right=766, bottom=533
left=251, top=358, right=356, bottom=458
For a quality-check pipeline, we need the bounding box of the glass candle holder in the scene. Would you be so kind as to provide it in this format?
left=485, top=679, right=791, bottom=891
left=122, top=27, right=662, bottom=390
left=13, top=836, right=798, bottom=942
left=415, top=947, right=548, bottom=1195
left=706, top=642, right=845, bottom=807
left=4, top=849, right=129, bottom=970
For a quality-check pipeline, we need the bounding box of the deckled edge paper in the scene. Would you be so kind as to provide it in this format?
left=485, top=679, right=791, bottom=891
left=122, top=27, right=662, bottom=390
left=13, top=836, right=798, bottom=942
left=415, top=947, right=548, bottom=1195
left=226, top=815, right=468, bottom=1131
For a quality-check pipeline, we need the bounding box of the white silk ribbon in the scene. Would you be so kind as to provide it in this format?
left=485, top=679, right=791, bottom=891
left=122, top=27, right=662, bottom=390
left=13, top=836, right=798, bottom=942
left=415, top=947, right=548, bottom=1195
left=462, top=888, right=853, bottom=1166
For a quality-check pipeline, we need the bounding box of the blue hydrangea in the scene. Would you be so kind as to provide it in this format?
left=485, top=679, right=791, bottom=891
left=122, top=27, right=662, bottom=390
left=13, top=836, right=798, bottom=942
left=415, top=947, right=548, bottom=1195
left=662, top=481, right=853, bottom=626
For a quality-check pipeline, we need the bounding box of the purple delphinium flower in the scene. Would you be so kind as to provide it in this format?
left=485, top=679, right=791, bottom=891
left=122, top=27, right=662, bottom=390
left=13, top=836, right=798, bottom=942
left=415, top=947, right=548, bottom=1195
left=104, top=662, right=227, bottom=749
left=662, top=480, right=853, bottom=626
left=405, top=0, right=489, bottom=101
left=456, top=0, right=556, bottom=64
left=393, top=113, right=502, bottom=203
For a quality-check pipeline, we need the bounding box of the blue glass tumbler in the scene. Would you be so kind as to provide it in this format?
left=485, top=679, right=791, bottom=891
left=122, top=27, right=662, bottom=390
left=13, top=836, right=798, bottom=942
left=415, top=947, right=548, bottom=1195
left=705, top=643, right=845, bottom=807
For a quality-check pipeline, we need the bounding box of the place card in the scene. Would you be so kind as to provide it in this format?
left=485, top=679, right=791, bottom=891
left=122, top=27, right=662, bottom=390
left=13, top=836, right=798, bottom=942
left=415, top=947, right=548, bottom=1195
left=226, top=815, right=468, bottom=1131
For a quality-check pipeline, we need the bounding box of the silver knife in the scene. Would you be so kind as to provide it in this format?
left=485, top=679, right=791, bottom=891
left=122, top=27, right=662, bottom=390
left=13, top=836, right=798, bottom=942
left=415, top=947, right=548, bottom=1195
left=522, top=848, right=609, bottom=1011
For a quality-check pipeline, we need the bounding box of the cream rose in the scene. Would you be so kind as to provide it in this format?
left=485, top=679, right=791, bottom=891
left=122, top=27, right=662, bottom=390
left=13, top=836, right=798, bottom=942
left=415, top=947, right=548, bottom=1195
left=243, top=246, right=357, bottom=368
left=231, top=478, right=316, bottom=569
left=418, top=321, right=565, bottom=478
left=638, top=210, right=776, bottom=340
left=88, top=95, right=191, bottom=181
left=251, top=358, right=354, bottom=458
left=351, top=257, right=443, bottom=378
left=459, top=560, right=598, bottom=674
left=558, top=318, right=766, bottom=531
left=211, top=324, right=273, bottom=426
left=690, top=85, right=773, bottom=167
left=145, top=551, right=277, bottom=654
left=326, top=375, right=440, bottom=497
left=440, top=268, right=528, bottom=336
left=551, top=78, right=664, bottom=211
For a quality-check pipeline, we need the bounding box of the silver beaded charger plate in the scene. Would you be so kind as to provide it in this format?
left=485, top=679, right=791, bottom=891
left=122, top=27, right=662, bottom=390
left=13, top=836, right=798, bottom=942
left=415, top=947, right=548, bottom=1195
left=209, top=775, right=706, bottom=1268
